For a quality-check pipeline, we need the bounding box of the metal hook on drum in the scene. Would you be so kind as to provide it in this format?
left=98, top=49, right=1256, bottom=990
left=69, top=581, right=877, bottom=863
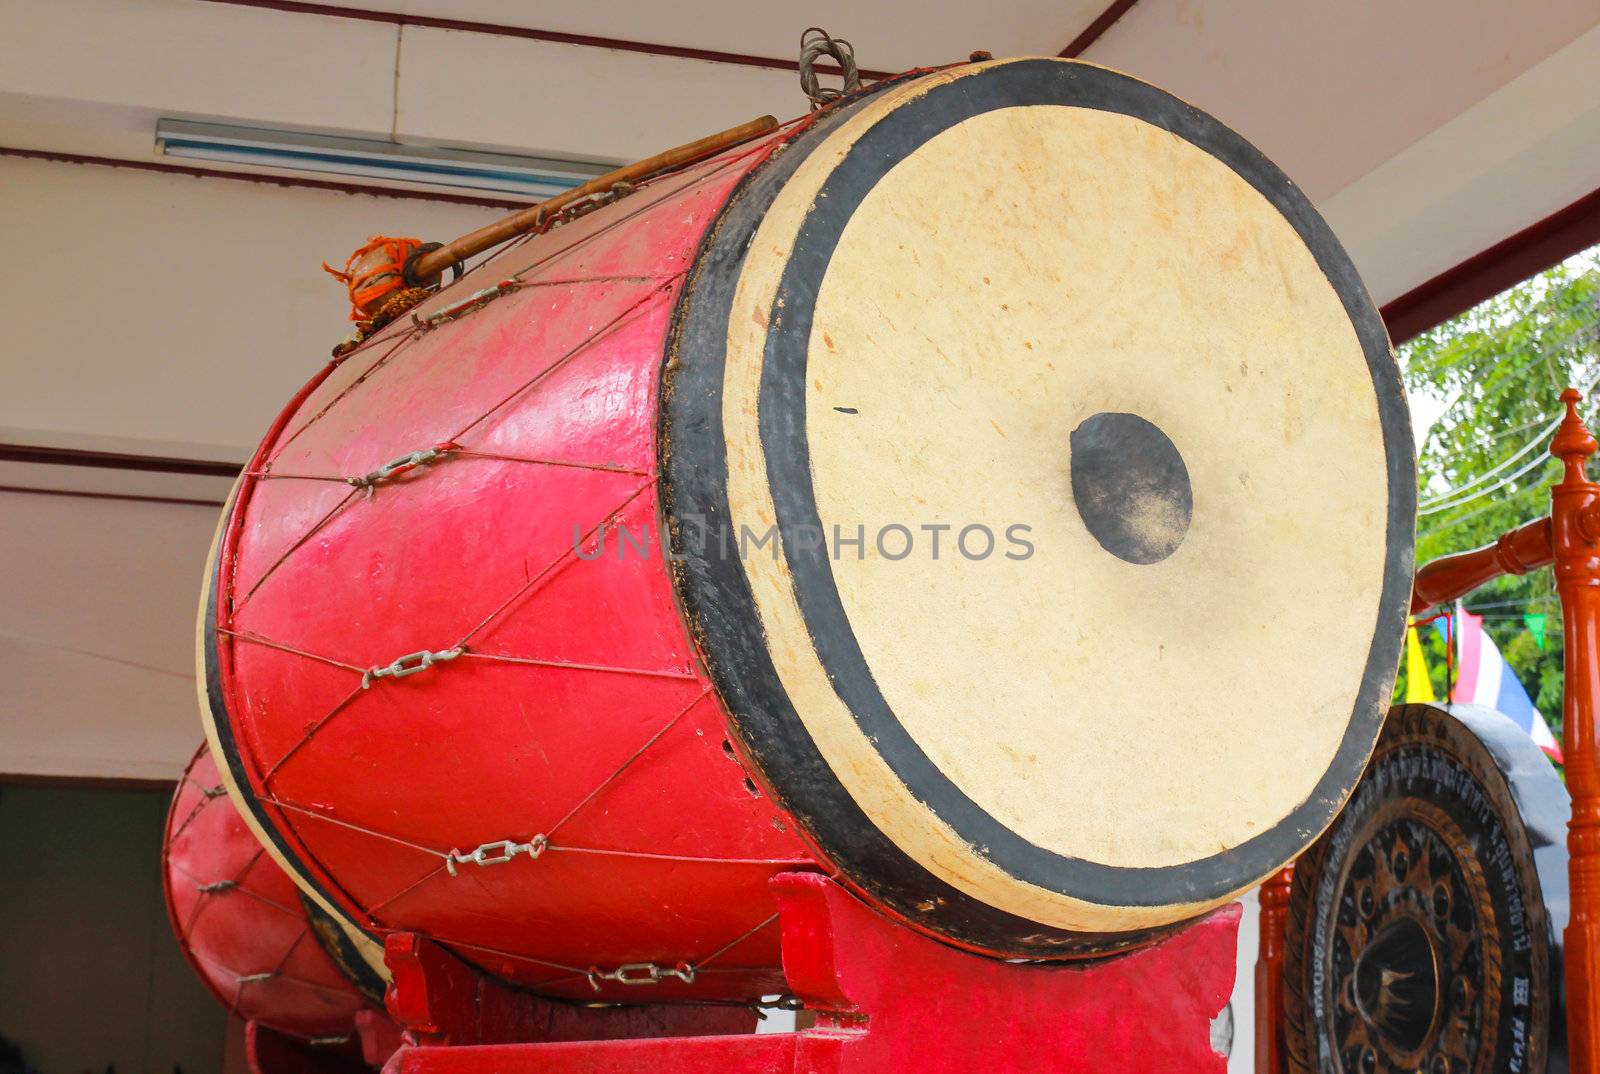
left=798, top=27, right=861, bottom=110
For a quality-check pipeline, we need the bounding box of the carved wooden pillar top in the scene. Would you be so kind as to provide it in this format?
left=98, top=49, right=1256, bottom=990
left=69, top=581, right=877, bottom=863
left=1551, top=388, right=1600, bottom=1074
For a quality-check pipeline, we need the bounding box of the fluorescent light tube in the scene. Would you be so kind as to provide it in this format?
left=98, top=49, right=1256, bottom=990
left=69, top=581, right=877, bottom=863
left=157, top=120, right=611, bottom=198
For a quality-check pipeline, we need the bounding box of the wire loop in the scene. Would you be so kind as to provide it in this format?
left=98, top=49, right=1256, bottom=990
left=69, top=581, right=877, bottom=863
left=798, top=27, right=861, bottom=109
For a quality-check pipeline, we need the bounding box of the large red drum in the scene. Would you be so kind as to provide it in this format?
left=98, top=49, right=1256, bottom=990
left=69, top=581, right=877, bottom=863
left=201, top=57, right=1415, bottom=1002
left=163, top=743, right=383, bottom=1039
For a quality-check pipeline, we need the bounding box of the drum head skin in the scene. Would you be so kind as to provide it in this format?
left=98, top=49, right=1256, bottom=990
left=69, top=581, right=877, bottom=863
left=1284, top=703, right=1569, bottom=1074
left=665, top=58, right=1414, bottom=949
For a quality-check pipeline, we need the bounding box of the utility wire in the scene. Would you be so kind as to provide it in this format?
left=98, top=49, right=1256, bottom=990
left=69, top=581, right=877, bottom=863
left=1421, top=450, right=1562, bottom=517
left=1418, top=368, right=1600, bottom=513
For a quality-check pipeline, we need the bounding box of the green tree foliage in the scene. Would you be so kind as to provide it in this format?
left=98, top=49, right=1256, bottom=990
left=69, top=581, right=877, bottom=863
left=1392, top=252, right=1600, bottom=731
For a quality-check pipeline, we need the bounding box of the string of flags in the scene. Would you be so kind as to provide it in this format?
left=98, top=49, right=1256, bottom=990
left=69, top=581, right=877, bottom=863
left=1407, top=603, right=1563, bottom=763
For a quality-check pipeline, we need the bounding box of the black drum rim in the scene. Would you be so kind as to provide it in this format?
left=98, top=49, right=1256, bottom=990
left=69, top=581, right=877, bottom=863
left=663, top=57, right=1414, bottom=952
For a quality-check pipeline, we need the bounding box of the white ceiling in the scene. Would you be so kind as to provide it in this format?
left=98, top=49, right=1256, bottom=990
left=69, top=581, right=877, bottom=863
left=1089, top=0, right=1600, bottom=203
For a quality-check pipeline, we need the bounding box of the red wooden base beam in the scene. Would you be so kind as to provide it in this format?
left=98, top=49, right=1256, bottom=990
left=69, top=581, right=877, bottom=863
left=378, top=872, right=1241, bottom=1074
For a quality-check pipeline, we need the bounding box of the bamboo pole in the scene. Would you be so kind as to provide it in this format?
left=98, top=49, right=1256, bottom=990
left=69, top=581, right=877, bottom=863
left=411, top=115, right=779, bottom=281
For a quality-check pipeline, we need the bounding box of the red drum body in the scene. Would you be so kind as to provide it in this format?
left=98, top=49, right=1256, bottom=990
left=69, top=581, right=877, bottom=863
left=163, top=744, right=382, bottom=1039
left=205, top=119, right=812, bottom=1002
left=202, top=59, right=1414, bottom=1004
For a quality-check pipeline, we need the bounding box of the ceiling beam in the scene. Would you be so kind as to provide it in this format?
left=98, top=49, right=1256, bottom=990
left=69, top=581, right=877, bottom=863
left=0, top=772, right=177, bottom=792
left=1382, top=185, right=1600, bottom=344
left=0, top=486, right=227, bottom=509
left=195, top=0, right=896, bottom=80
left=0, top=443, right=241, bottom=477
left=1059, top=0, right=1140, bottom=58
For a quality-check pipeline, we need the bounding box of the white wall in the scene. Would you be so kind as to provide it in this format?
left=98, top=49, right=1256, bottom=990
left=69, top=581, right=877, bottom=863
left=0, top=154, right=499, bottom=460
left=1228, top=890, right=1260, bottom=1073
left=0, top=492, right=216, bottom=780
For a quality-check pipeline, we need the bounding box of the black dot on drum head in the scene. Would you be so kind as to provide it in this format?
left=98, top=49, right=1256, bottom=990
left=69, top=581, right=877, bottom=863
left=1069, top=412, right=1193, bottom=565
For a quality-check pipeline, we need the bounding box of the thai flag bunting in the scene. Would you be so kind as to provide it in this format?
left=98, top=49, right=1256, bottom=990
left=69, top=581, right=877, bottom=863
left=1439, top=605, right=1563, bottom=763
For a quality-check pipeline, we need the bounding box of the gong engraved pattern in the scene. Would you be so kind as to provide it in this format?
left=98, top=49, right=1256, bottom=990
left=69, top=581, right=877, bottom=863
left=1325, top=803, right=1498, bottom=1074
left=1286, top=704, right=1562, bottom=1074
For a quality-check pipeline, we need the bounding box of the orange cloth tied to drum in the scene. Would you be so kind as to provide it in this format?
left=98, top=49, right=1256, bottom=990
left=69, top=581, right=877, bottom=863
left=322, top=235, right=424, bottom=322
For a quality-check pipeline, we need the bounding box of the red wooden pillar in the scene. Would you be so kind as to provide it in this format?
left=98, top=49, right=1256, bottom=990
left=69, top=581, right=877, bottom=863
left=1552, top=387, right=1600, bottom=1074
left=1254, top=865, right=1294, bottom=1074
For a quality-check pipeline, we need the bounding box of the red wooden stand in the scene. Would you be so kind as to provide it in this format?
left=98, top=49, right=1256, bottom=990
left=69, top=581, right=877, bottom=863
left=245, top=1020, right=393, bottom=1074
left=1267, top=387, right=1600, bottom=1074
left=370, top=872, right=1239, bottom=1073
left=1552, top=391, right=1600, bottom=1074
left=1253, top=864, right=1294, bottom=1074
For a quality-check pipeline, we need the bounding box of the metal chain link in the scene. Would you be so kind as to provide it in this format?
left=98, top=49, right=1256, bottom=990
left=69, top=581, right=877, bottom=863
left=586, top=961, right=697, bottom=990
left=347, top=443, right=456, bottom=496
left=445, top=833, right=549, bottom=876
left=362, top=646, right=464, bottom=688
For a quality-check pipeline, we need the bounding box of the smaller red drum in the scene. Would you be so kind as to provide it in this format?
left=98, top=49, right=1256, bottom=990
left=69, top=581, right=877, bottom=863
left=163, top=743, right=383, bottom=1042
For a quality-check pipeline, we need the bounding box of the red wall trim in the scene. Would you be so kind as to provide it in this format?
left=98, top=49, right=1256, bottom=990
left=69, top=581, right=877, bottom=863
left=0, top=443, right=242, bottom=478
left=0, top=485, right=227, bottom=509
left=1, top=772, right=177, bottom=792
left=1381, top=186, right=1600, bottom=344
left=196, top=0, right=895, bottom=80
left=1, top=146, right=527, bottom=210
left=0, top=445, right=237, bottom=507
left=1060, top=0, right=1141, bottom=57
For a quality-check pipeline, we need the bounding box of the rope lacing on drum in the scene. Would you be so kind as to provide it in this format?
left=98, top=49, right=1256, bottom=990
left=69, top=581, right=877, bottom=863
left=218, top=500, right=797, bottom=984
left=258, top=142, right=784, bottom=496
left=406, top=270, right=676, bottom=334
left=314, top=138, right=769, bottom=377
left=231, top=485, right=671, bottom=786
left=187, top=946, right=368, bottom=1005
left=233, top=282, right=674, bottom=613
left=212, top=136, right=815, bottom=991
left=183, top=922, right=370, bottom=1011
left=393, top=682, right=715, bottom=882
left=412, top=279, right=519, bottom=329
left=169, top=773, right=227, bottom=843
left=798, top=27, right=861, bottom=109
